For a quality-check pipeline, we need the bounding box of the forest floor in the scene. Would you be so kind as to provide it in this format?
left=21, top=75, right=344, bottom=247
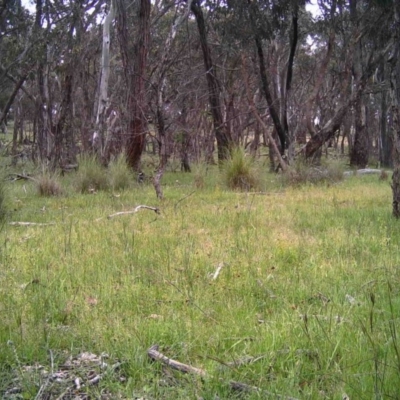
left=0, top=158, right=399, bottom=399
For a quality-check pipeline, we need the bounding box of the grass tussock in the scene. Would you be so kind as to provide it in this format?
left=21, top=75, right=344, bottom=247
left=223, top=147, right=260, bottom=191
left=283, top=158, right=344, bottom=186
left=192, top=163, right=208, bottom=189
left=108, top=154, right=133, bottom=191
left=36, top=172, right=63, bottom=197
left=74, top=155, right=109, bottom=193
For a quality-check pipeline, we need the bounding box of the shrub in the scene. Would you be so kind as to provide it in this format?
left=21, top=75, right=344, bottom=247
left=283, top=158, right=344, bottom=186
left=36, top=173, right=63, bottom=197
left=109, top=154, right=133, bottom=191
left=223, top=147, right=260, bottom=191
left=74, top=155, right=109, bottom=193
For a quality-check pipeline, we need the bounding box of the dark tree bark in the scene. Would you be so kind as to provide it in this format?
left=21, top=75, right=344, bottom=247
left=349, top=0, right=369, bottom=168
left=51, top=72, right=73, bottom=168
left=378, top=59, right=392, bottom=168
left=122, top=0, right=151, bottom=171
left=116, top=0, right=148, bottom=170
left=190, top=0, right=232, bottom=162
left=254, top=37, right=286, bottom=154
left=350, top=100, right=368, bottom=168
left=305, top=49, right=390, bottom=160
left=0, top=72, right=27, bottom=127
left=282, top=3, right=299, bottom=157
left=247, top=0, right=299, bottom=156
left=391, top=0, right=400, bottom=217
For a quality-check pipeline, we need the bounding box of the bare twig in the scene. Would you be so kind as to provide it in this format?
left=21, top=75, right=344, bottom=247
left=108, top=205, right=160, bottom=218
left=224, top=354, right=267, bottom=368
left=174, top=190, right=196, bottom=212
left=9, top=173, right=37, bottom=182
left=212, top=262, right=225, bottom=280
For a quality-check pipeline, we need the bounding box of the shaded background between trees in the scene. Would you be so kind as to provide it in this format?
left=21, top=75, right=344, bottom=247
left=1, top=0, right=399, bottom=208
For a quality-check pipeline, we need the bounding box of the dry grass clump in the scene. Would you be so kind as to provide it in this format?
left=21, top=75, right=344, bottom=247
left=193, top=163, right=208, bottom=189
left=36, top=173, right=63, bottom=196
left=283, top=159, right=344, bottom=186
left=223, top=147, right=260, bottom=191
left=108, top=154, right=133, bottom=191
left=379, top=170, right=389, bottom=181
left=74, top=155, right=109, bottom=193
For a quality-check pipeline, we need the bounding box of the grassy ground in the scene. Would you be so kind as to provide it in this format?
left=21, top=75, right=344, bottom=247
left=0, top=162, right=399, bottom=399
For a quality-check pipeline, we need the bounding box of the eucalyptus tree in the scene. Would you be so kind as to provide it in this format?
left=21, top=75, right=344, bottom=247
left=189, top=0, right=233, bottom=162
left=391, top=0, right=400, bottom=217
left=116, top=0, right=151, bottom=171
left=32, top=0, right=104, bottom=166
left=304, top=0, right=394, bottom=161
left=147, top=1, right=193, bottom=198
left=0, top=0, right=33, bottom=130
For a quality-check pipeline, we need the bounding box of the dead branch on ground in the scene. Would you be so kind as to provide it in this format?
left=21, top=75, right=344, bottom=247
left=9, top=222, right=55, bottom=227
left=108, top=205, right=160, bottom=219
left=147, top=345, right=299, bottom=399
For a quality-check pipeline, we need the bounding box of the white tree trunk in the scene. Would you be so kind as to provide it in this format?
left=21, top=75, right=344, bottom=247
left=94, top=0, right=115, bottom=157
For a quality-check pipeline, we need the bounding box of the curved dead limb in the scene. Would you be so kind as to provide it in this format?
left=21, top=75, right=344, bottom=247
left=108, top=205, right=160, bottom=218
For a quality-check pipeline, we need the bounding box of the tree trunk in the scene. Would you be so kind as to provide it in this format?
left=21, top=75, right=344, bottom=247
left=254, top=36, right=286, bottom=154
left=350, top=100, right=368, bottom=167
left=125, top=0, right=151, bottom=171
left=379, top=61, right=392, bottom=167
left=94, top=0, right=115, bottom=162
left=152, top=1, right=193, bottom=198
left=349, top=0, right=369, bottom=168
left=0, top=73, right=27, bottom=127
left=391, top=1, right=400, bottom=218
left=190, top=0, right=232, bottom=162
left=51, top=72, right=73, bottom=169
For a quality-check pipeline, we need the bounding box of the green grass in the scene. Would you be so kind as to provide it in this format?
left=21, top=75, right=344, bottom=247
left=1, top=165, right=400, bottom=399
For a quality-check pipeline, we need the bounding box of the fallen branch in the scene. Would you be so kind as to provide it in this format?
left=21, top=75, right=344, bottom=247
left=343, top=168, right=383, bottom=177
left=147, top=345, right=207, bottom=376
left=108, top=205, right=160, bottom=219
left=8, top=173, right=37, bottom=182
left=147, top=345, right=299, bottom=399
left=9, top=221, right=55, bottom=227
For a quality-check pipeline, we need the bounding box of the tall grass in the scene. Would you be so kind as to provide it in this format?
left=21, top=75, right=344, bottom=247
left=74, top=155, right=110, bottom=193
left=0, top=167, right=399, bottom=399
left=282, top=158, right=344, bottom=186
left=36, top=171, right=63, bottom=197
left=108, top=153, right=134, bottom=191
left=223, top=147, right=260, bottom=191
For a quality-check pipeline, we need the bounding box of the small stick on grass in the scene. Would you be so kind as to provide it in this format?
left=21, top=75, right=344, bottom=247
left=108, top=205, right=160, bottom=219
left=148, top=345, right=207, bottom=376
left=212, top=262, right=225, bottom=280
